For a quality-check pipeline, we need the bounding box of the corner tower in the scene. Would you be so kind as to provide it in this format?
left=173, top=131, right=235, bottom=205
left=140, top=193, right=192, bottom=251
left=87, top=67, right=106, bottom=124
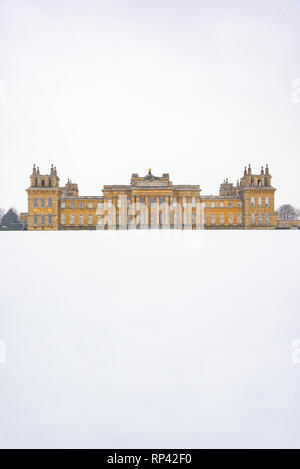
left=26, top=164, right=61, bottom=230
left=239, top=164, right=276, bottom=229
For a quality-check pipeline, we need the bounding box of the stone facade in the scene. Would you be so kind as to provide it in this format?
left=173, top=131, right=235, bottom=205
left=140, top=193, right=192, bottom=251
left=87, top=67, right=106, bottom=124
left=25, top=164, right=277, bottom=230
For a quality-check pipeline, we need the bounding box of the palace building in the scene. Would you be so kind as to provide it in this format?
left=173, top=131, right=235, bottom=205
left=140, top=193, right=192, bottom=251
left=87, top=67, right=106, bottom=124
left=24, top=164, right=276, bottom=230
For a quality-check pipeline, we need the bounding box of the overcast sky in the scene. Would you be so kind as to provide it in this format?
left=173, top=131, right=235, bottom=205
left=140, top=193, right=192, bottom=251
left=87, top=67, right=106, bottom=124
left=0, top=0, right=300, bottom=212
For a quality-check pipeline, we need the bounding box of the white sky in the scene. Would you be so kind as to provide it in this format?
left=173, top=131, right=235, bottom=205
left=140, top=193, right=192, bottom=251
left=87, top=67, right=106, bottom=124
left=0, top=0, right=300, bottom=212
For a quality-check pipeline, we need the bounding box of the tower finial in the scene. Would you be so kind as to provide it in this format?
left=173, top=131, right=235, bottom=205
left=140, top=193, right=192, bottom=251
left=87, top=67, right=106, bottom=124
left=244, top=166, right=247, bottom=176
left=248, top=164, right=251, bottom=175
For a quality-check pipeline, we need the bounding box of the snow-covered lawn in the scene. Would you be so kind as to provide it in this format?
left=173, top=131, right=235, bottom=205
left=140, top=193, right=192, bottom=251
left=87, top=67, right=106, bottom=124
left=0, top=231, right=299, bottom=448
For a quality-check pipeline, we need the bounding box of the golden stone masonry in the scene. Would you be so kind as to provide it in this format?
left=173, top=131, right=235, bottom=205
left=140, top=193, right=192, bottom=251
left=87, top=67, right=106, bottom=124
left=24, top=164, right=277, bottom=230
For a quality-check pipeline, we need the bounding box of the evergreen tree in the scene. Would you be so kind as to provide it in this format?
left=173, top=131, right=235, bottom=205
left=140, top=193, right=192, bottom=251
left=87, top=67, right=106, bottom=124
left=0, top=208, right=22, bottom=231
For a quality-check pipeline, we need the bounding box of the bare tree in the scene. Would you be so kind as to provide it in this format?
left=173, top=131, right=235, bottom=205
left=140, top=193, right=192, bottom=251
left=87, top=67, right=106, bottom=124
left=0, top=208, right=4, bottom=221
left=278, top=204, right=298, bottom=220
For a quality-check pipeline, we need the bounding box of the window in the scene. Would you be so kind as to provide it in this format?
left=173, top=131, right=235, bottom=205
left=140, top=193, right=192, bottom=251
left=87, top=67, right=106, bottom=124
left=150, top=197, right=155, bottom=207
left=173, top=198, right=177, bottom=208
left=204, top=214, right=206, bottom=224
left=88, top=214, right=93, bottom=225
left=229, top=214, right=233, bottom=224
left=41, top=197, right=45, bottom=208
left=33, top=214, right=38, bottom=225
left=79, top=202, right=83, bottom=209
left=192, top=197, right=196, bottom=207
left=238, top=201, right=242, bottom=207
left=265, top=197, right=269, bottom=206
left=228, top=201, right=233, bottom=207
left=61, top=202, right=66, bottom=208
left=70, top=214, right=75, bottom=225
left=258, top=179, right=261, bottom=187
left=182, top=198, right=186, bottom=207
left=219, top=201, right=224, bottom=207
left=258, top=197, right=262, bottom=206
left=265, top=213, right=269, bottom=224
left=98, top=215, right=102, bottom=225
left=251, top=214, right=255, bottom=224
left=211, top=214, right=215, bottom=224
left=108, top=199, right=112, bottom=208
left=97, top=202, right=102, bottom=209
left=48, top=198, right=52, bottom=208
left=202, top=202, right=206, bottom=208
left=41, top=179, right=45, bottom=187
left=237, top=214, right=242, bottom=224
left=192, top=213, right=196, bottom=224
left=117, top=198, right=121, bottom=208
left=173, top=213, right=178, bottom=226
left=258, top=214, right=262, bottom=224
left=251, top=197, right=255, bottom=207
left=41, top=214, right=45, bottom=225
left=140, top=212, right=145, bottom=225
left=220, top=213, right=224, bottom=224
left=79, top=215, right=84, bottom=225
left=88, top=202, right=93, bottom=208
left=70, top=202, right=75, bottom=209
left=211, top=201, right=215, bottom=208
left=61, top=214, right=65, bottom=225
left=48, top=215, right=52, bottom=225
left=33, top=198, right=38, bottom=208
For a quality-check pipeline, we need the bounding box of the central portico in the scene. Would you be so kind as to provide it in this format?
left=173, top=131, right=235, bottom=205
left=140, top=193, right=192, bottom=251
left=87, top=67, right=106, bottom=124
left=98, top=169, right=203, bottom=230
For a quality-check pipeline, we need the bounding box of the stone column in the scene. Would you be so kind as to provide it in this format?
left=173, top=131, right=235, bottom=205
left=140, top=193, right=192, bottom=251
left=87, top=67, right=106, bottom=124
left=177, top=197, right=183, bottom=229
left=136, top=196, right=140, bottom=228
left=163, top=195, right=170, bottom=229
left=169, top=196, right=174, bottom=228
left=111, top=197, right=117, bottom=229
left=119, top=195, right=126, bottom=229
left=129, top=195, right=136, bottom=229
left=185, top=196, right=192, bottom=230
left=145, top=196, right=149, bottom=229
left=103, top=197, right=108, bottom=230
left=196, top=197, right=202, bottom=230
left=155, top=196, right=160, bottom=229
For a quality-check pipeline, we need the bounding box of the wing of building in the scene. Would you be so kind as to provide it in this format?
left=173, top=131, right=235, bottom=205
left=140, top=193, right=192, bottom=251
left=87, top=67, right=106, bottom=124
left=24, top=164, right=278, bottom=230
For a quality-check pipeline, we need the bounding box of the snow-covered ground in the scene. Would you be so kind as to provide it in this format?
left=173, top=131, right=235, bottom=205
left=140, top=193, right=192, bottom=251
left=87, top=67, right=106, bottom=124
left=0, top=230, right=299, bottom=449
